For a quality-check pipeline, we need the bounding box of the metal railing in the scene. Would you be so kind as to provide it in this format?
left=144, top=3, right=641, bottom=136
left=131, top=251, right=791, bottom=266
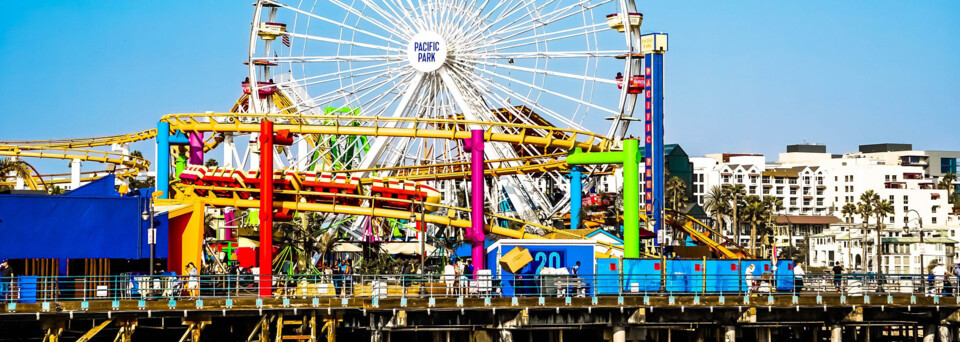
left=0, top=273, right=955, bottom=303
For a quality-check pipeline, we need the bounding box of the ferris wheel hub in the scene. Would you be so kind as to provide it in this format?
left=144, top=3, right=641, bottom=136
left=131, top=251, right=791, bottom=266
left=407, top=31, right=448, bottom=73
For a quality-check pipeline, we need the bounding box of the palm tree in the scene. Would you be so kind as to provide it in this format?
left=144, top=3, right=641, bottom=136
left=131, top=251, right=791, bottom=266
left=762, top=196, right=784, bottom=252
left=665, top=176, right=688, bottom=212
left=0, top=157, right=48, bottom=192
left=858, top=190, right=879, bottom=271
left=724, top=184, right=747, bottom=246
left=741, top=196, right=768, bottom=256
left=703, top=185, right=731, bottom=232
left=939, top=173, right=957, bottom=204
left=840, top=203, right=857, bottom=224
left=873, top=199, right=894, bottom=275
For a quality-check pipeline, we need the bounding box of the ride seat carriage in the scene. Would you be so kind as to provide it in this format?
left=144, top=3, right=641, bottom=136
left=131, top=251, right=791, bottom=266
left=301, top=172, right=362, bottom=206
left=615, top=73, right=645, bottom=94
left=369, top=178, right=441, bottom=212
left=605, top=12, right=643, bottom=32
left=241, top=81, right=277, bottom=96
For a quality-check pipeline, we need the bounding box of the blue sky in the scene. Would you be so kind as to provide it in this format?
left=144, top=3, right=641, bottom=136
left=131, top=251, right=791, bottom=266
left=1, top=1, right=958, bottom=172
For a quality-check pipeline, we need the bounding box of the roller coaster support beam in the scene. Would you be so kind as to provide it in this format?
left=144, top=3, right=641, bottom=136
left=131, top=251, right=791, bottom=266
left=258, top=119, right=294, bottom=297
left=463, top=129, right=486, bottom=277
left=70, top=158, right=81, bottom=189
left=568, top=166, right=584, bottom=229
left=157, top=122, right=170, bottom=198
left=567, top=139, right=640, bottom=258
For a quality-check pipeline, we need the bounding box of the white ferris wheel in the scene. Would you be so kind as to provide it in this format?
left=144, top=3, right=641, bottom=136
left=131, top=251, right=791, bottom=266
left=241, top=0, right=645, bottom=229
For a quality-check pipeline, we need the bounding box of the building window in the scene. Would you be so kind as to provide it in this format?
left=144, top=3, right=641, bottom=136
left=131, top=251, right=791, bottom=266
left=904, top=206, right=909, bottom=212
left=889, top=195, right=895, bottom=202
left=903, top=195, right=908, bottom=204
left=942, top=158, right=958, bottom=174
left=932, top=217, right=938, bottom=224
left=885, top=175, right=890, bottom=181
left=891, top=216, right=896, bottom=224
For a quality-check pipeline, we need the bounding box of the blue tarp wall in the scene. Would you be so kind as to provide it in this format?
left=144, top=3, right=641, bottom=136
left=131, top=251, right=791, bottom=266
left=597, top=258, right=796, bottom=294
left=0, top=176, right=167, bottom=274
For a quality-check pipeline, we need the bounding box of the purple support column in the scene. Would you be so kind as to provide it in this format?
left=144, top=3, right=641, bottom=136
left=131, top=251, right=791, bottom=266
left=223, top=208, right=235, bottom=241
left=463, top=130, right=486, bottom=278
left=188, top=132, right=204, bottom=165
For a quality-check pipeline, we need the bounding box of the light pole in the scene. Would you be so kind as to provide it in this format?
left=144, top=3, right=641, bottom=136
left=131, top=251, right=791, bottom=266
left=906, top=209, right=924, bottom=275
left=142, top=196, right=156, bottom=276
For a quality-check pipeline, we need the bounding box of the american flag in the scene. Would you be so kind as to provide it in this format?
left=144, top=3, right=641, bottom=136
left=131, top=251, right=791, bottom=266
left=281, top=35, right=290, bottom=47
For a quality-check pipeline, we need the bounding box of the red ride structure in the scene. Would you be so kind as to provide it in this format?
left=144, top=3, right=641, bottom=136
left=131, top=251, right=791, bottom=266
left=259, top=119, right=294, bottom=297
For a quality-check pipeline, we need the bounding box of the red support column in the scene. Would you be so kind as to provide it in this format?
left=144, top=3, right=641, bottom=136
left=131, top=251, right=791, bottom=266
left=258, top=120, right=274, bottom=297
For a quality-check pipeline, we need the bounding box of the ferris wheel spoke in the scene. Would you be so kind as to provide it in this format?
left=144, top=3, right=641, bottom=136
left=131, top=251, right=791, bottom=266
left=283, top=31, right=405, bottom=53
left=485, top=0, right=612, bottom=42
left=472, top=0, right=532, bottom=42
left=456, top=63, right=588, bottom=131
left=479, top=22, right=607, bottom=51
left=283, top=69, right=410, bottom=113
left=459, top=50, right=628, bottom=60
left=325, top=0, right=411, bottom=39
left=473, top=59, right=615, bottom=85
left=359, top=0, right=418, bottom=35
left=468, top=62, right=618, bottom=116
left=266, top=1, right=408, bottom=46
left=355, top=72, right=427, bottom=171
left=270, top=55, right=404, bottom=62
left=275, top=60, right=405, bottom=88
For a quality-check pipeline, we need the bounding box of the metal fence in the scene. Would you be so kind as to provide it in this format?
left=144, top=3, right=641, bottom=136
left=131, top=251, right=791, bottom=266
left=0, top=273, right=954, bottom=303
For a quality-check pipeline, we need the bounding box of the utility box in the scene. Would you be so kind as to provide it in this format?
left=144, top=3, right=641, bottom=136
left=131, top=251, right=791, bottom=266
left=499, top=247, right=533, bottom=274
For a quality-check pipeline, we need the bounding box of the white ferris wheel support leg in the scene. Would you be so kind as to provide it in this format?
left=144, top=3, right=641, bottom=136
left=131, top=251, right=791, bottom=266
left=437, top=66, right=548, bottom=225
left=354, top=72, right=427, bottom=172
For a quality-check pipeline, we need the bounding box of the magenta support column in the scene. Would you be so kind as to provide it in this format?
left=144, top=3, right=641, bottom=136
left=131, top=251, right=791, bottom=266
left=223, top=208, right=234, bottom=241
left=463, top=129, right=486, bottom=278
left=188, top=132, right=204, bottom=165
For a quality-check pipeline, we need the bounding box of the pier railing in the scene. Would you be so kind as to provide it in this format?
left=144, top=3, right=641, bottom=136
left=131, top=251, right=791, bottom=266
left=0, top=273, right=950, bottom=303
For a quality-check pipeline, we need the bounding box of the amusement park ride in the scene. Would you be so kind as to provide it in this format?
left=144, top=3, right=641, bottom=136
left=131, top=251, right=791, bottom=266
left=1, top=0, right=753, bottom=288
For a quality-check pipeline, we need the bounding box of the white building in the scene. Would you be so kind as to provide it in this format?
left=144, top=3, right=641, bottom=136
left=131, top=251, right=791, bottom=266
left=808, top=224, right=957, bottom=274
left=691, top=143, right=957, bottom=257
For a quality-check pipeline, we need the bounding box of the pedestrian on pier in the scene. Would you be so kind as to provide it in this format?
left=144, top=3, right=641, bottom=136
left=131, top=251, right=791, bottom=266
left=793, top=262, right=805, bottom=292
left=933, top=262, right=946, bottom=296
left=0, top=260, right=12, bottom=300
left=185, top=263, right=199, bottom=299
left=443, top=259, right=457, bottom=295
left=832, top=262, right=844, bottom=292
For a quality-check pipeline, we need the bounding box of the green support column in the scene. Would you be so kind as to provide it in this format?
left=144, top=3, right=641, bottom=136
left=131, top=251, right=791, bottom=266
left=567, top=139, right=640, bottom=258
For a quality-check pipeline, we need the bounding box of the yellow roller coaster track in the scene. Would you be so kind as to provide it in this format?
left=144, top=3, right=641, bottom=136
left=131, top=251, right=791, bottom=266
left=160, top=113, right=614, bottom=153
left=169, top=184, right=654, bottom=257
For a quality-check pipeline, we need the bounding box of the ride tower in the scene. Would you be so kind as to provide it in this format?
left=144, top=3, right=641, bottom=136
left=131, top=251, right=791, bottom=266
left=642, top=33, right=668, bottom=246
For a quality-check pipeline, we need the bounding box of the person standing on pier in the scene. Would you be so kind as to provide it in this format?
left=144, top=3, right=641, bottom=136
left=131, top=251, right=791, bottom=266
left=185, top=263, right=199, bottom=299
left=793, top=262, right=805, bottom=292
left=0, top=260, right=12, bottom=300
left=443, top=259, right=457, bottom=295
left=832, top=262, right=844, bottom=293
left=933, top=261, right=947, bottom=295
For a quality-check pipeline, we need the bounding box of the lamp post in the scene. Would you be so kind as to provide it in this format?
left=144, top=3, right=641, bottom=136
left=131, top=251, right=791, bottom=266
left=906, top=209, right=924, bottom=276
left=142, top=197, right=156, bottom=276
